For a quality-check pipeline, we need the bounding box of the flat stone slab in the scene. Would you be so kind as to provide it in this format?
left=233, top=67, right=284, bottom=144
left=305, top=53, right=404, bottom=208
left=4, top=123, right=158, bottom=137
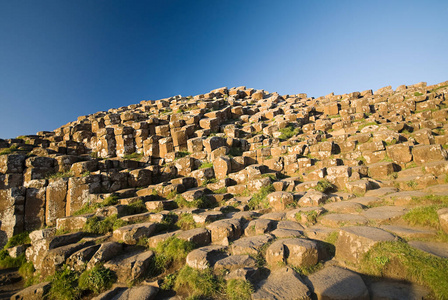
left=244, top=218, right=276, bottom=236
left=213, top=255, right=257, bottom=272
left=192, top=211, right=223, bottom=224
left=186, top=245, right=228, bottom=270
left=285, top=207, right=326, bottom=225
left=304, top=226, right=337, bottom=241
left=231, top=234, right=274, bottom=255
left=425, top=184, right=448, bottom=196
left=277, top=220, right=304, bottom=231
left=346, top=196, right=383, bottom=206
left=252, top=267, right=311, bottom=300
left=365, top=187, right=399, bottom=197
left=112, top=222, right=157, bottom=245
left=361, top=206, right=408, bottom=223
left=380, top=225, right=437, bottom=239
left=324, top=201, right=365, bottom=213
left=104, top=250, right=155, bottom=283
left=320, top=213, right=369, bottom=227
left=176, top=227, right=211, bottom=247
left=384, top=191, right=427, bottom=206
left=408, top=241, right=448, bottom=258
left=10, top=281, right=51, bottom=300
left=259, top=212, right=286, bottom=221
left=307, top=266, right=369, bottom=300
left=270, top=228, right=304, bottom=238
left=368, top=280, right=431, bottom=300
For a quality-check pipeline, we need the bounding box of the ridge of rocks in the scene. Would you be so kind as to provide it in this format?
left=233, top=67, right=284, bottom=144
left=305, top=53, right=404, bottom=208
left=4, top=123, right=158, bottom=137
left=1, top=81, right=448, bottom=299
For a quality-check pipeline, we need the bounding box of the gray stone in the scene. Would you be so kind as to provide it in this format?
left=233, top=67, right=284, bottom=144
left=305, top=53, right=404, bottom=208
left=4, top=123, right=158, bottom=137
left=307, top=266, right=369, bottom=300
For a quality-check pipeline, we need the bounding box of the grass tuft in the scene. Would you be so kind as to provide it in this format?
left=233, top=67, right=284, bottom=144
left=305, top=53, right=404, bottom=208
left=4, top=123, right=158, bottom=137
left=176, top=213, right=198, bottom=230
left=48, top=266, right=81, bottom=300
left=3, top=232, right=30, bottom=249
left=83, top=214, right=128, bottom=234
left=174, top=266, right=222, bottom=299
left=0, top=250, right=26, bottom=269
left=78, top=264, right=116, bottom=294
left=153, top=237, right=195, bottom=274
left=247, top=184, right=275, bottom=210
left=199, top=161, right=214, bottom=169
left=313, top=179, right=334, bottom=193
left=226, top=279, right=253, bottom=300
left=278, top=124, right=302, bottom=140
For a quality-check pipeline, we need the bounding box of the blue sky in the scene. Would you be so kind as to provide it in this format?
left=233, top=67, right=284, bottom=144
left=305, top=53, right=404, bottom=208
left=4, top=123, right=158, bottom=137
left=0, top=0, right=447, bottom=138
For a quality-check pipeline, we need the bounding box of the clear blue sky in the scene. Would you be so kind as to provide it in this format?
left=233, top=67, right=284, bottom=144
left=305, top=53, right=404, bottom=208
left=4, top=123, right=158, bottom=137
left=1, top=0, right=447, bottom=138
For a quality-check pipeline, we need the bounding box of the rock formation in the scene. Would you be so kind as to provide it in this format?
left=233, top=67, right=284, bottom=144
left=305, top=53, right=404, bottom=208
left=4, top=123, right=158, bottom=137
left=1, top=81, right=448, bottom=299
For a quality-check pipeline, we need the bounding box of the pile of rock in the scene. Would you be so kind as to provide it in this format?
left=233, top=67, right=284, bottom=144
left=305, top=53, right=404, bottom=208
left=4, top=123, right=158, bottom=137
left=2, top=81, right=448, bottom=299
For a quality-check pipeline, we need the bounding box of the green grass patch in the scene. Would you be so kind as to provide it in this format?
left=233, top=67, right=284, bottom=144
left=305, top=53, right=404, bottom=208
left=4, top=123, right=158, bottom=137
left=0, top=145, right=19, bottom=155
left=19, top=261, right=39, bottom=287
left=176, top=213, right=198, bottom=230
left=48, top=266, right=82, bottom=300
left=174, top=195, right=216, bottom=209
left=414, top=92, right=424, bottom=97
left=78, top=264, right=116, bottom=294
left=123, top=152, right=143, bottom=161
left=3, top=232, right=30, bottom=249
left=46, top=171, right=74, bottom=180
left=199, top=161, right=213, bottom=169
left=313, top=179, right=334, bottom=193
left=261, top=173, right=277, bottom=181
left=83, top=214, right=128, bottom=234
left=226, top=279, right=253, bottom=300
left=73, top=195, right=119, bottom=216
left=361, top=241, right=448, bottom=299
left=153, top=237, right=195, bottom=274
left=278, top=124, right=302, bottom=140
left=403, top=206, right=443, bottom=229
left=292, top=262, right=324, bottom=276
left=247, top=184, right=275, bottom=210
left=176, top=151, right=191, bottom=159
left=174, top=266, right=222, bottom=299
left=0, top=250, right=26, bottom=269
left=431, top=84, right=448, bottom=93
left=295, top=210, right=319, bottom=226
left=213, top=187, right=228, bottom=194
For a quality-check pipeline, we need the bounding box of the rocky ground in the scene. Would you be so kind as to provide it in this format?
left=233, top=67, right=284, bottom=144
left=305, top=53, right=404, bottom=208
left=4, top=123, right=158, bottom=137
left=1, top=81, right=448, bottom=299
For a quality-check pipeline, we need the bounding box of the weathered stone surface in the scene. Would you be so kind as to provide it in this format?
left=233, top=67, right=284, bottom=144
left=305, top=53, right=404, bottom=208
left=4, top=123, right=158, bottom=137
left=176, top=227, right=211, bottom=247
left=252, top=267, right=311, bottom=300
left=412, top=144, right=447, bottom=165
left=213, top=156, right=231, bottom=180
left=214, top=255, right=257, bottom=272
left=307, top=266, right=369, bottom=300
left=186, top=245, right=227, bottom=270
left=266, top=191, right=294, bottom=211
left=266, top=238, right=319, bottom=268
left=298, top=190, right=328, bottom=207
left=10, top=282, right=51, bottom=300
left=244, top=218, right=276, bottom=236
left=408, top=240, right=448, bottom=258
left=0, top=154, right=25, bottom=174
left=104, top=250, right=155, bottom=283
left=206, top=218, right=242, bottom=245
left=231, top=234, right=274, bottom=255
left=335, top=226, right=396, bottom=264
left=112, top=222, right=157, bottom=244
